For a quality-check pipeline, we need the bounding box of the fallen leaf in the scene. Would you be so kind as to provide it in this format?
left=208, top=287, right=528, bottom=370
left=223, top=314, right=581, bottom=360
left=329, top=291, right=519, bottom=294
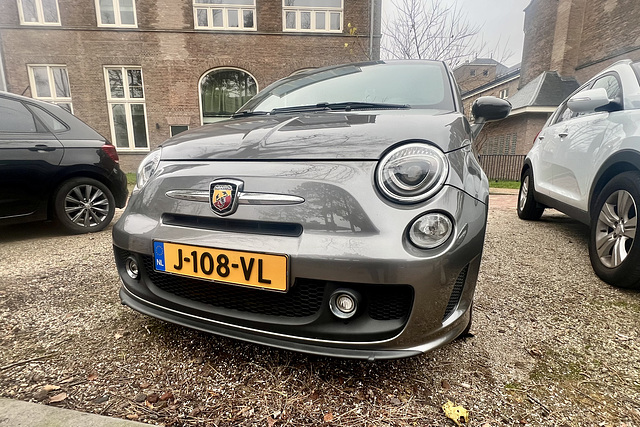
left=442, top=400, right=469, bottom=426
left=189, top=407, right=202, bottom=417
left=267, top=416, right=277, bottom=427
left=87, top=372, right=98, bottom=381
left=43, top=385, right=61, bottom=392
left=49, top=392, right=67, bottom=403
left=310, top=390, right=320, bottom=400
left=390, top=397, right=402, bottom=406
left=126, top=414, right=139, bottom=420
left=160, top=391, right=174, bottom=401
left=441, top=379, right=451, bottom=390
left=146, top=393, right=159, bottom=404
left=139, top=381, right=151, bottom=389
left=323, top=412, right=333, bottom=422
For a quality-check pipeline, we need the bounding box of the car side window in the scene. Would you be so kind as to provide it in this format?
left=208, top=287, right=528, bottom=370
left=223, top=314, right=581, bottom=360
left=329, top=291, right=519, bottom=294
left=0, top=97, right=39, bottom=133
left=555, top=102, right=574, bottom=124
left=28, top=105, right=68, bottom=132
left=592, top=74, right=622, bottom=105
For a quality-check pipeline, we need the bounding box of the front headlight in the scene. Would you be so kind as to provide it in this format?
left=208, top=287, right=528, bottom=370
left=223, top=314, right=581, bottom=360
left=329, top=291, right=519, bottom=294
left=376, top=143, right=449, bottom=204
left=135, top=148, right=161, bottom=191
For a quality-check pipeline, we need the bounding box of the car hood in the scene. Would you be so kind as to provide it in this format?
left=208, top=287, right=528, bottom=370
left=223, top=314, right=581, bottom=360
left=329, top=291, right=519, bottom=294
left=160, top=110, right=470, bottom=161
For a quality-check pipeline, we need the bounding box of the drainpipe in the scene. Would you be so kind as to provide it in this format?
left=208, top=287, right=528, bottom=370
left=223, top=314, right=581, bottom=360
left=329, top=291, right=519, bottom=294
left=0, top=33, right=7, bottom=91
left=369, top=0, right=374, bottom=59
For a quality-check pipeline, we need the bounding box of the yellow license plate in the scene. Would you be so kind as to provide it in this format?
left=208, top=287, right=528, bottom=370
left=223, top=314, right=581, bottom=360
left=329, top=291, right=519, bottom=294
left=153, top=241, right=288, bottom=291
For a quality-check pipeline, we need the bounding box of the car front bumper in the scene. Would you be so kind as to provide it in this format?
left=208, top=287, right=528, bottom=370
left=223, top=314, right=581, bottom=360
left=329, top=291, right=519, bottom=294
left=113, top=160, right=487, bottom=359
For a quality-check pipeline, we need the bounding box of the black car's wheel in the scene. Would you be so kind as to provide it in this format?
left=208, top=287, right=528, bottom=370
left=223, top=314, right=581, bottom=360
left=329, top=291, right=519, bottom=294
left=517, top=169, right=544, bottom=220
left=54, top=178, right=115, bottom=234
left=589, top=172, right=640, bottom=289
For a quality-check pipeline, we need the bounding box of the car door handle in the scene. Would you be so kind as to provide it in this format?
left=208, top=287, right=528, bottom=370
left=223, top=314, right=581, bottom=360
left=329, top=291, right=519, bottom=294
left=559, top=132, right=569, bottom=138
left=29, top=144, right=56, bottom=152
left=538, top=135, right=544, bottom=140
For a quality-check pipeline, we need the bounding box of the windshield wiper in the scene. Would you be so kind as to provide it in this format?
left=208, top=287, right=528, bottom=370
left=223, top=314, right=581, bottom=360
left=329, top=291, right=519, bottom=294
left=323, top=102, right=410, bottom=111
left=232, top=110, right=269, bottom=118
left=270, top=102, right=410, bottom=115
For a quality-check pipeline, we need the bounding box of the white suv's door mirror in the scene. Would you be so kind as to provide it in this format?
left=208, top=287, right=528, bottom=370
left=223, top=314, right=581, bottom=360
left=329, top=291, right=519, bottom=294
left=567, top=88, right=610, bottom=113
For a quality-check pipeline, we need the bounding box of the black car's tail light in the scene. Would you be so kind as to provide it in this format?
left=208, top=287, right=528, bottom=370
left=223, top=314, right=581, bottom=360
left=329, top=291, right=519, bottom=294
left=376, top=143, right=449, bottom=204
left=101, top=144, right=119, bottom=163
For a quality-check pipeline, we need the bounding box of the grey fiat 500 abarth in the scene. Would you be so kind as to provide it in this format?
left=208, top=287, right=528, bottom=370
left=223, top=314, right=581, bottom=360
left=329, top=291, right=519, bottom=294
left=113, top=60, right=510, bottom=360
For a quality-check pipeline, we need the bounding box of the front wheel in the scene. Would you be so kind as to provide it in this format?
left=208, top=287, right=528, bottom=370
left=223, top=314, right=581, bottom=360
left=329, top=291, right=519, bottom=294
left=588, top=172, right=640, bottom=289
left=517, top=169, right=544, bottom=220
left=54, top=178, right=115, bottom=234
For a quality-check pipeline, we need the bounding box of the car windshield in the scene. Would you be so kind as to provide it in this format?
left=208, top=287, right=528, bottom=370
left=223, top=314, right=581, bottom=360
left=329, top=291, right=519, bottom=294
left=239, top=61, right=455, bottom=114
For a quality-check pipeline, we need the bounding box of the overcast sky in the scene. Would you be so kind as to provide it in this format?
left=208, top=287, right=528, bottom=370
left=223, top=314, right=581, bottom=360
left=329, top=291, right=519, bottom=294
left=381, top=0, right=531, bottom=66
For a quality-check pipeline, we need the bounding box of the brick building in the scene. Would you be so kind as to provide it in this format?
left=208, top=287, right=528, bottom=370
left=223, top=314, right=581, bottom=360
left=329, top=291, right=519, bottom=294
left=0, top=0, right=381, bottom=171
left=460, top=0, right=640, bottom=163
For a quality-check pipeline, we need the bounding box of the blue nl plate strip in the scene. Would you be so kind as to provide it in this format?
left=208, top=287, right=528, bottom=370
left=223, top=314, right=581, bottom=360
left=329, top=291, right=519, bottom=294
left=153, top=241, right=166, bottom=271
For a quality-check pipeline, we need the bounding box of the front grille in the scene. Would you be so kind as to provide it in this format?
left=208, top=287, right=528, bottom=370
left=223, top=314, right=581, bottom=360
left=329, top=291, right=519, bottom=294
left=443, top=265, right=469, bottom=321
left=162, top=213, right=303, bottom=237
left=142, top=256, right=325, bottom=317
left=138, top=255, right=412, bottom=321
left=368, top=286, right=413, bottom=320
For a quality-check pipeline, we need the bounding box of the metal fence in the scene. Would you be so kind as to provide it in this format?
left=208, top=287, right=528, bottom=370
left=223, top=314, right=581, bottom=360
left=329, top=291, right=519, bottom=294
left=478, top=155, right=526, bottom=181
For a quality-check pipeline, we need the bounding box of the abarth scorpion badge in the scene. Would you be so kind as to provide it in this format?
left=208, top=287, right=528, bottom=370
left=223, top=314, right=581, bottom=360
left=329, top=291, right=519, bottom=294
left=210, top=179, right=244, bottom=216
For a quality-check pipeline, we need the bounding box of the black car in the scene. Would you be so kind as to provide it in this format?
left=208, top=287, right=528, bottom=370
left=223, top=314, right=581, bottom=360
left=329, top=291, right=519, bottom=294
left=0, top=91, right=128, bottom=233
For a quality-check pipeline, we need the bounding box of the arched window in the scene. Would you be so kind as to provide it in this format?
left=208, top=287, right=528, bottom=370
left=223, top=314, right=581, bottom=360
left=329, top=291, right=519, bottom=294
left=199, top=68, right=257, bottom=123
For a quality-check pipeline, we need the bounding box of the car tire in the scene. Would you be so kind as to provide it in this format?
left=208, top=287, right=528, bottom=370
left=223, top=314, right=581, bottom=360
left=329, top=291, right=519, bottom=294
left=517, top=169, right=544, bottom=220
left=54, top=177, right=115, bottom=234
left=588, top=172, right=640, bottom=289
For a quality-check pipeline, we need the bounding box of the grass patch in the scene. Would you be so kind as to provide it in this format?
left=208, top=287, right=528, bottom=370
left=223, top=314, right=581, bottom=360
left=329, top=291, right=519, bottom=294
left=126, top=173, right=136, bottom=186
left=489, top=180, right=520, bottom=189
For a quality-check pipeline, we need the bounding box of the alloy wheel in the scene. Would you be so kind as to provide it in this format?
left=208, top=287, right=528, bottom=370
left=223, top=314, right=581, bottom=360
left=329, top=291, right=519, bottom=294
left=64, top=184, right=111, bottom=228
left=595, top=190, right=638, bottom=268
left=519, top=175, right=529, bottom=211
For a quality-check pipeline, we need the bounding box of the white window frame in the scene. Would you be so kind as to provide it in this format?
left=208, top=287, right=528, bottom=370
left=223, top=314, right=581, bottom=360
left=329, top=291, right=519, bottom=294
left=193, top=1, right=256, bottom=31
left=282, top=0, right=343, bottom=32
left=27, top=64, right=73, bottom=113
left=95, top=0, right=138, bottom=28
left=104, top=66, right=150, bottom=152
left=17, top=0, right=61, bottom=26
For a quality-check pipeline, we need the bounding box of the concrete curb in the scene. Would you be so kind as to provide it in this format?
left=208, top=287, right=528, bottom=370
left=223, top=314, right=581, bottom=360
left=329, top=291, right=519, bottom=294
left=0, top=398, right=148, bottom=427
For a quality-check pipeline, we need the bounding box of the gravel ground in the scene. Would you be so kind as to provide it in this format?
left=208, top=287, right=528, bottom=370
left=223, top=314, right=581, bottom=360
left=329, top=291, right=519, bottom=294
left=1, top=195, right=639, bottom=426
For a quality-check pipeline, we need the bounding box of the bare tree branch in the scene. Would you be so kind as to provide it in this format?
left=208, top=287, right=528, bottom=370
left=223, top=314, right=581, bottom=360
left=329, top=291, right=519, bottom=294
left=382, top=0, right=514, bottom=67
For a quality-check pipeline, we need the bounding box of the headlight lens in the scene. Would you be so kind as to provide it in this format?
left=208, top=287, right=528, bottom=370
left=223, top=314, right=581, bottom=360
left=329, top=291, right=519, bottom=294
left=409, top=212, right=453, bottom=249
left=135, top=149, right=161, bottom=191
left=376, top=143, right=449, bottom=204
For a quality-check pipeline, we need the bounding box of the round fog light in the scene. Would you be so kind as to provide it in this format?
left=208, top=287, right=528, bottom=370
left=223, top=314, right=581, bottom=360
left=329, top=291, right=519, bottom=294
left=125, top=257, right=140, bottom=280
left=409, top=212, right=453, bottom=249
left=329, top=290, right=359, bottom=319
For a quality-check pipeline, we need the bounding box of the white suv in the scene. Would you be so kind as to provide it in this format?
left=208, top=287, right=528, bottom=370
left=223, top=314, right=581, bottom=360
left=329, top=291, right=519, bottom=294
left=518, top=59, right=640, bottom=289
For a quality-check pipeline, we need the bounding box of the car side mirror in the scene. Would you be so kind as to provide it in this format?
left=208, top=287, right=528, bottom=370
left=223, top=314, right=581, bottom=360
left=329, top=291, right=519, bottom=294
left=567, top=88, right=611, bottom=113
left=470, top=96, right=512, bottom=138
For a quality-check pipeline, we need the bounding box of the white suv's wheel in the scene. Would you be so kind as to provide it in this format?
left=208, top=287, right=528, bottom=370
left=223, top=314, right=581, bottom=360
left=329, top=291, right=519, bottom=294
left=589, top=172, right=640, bottom=289
left=517, top=169, right=544, bottom=220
